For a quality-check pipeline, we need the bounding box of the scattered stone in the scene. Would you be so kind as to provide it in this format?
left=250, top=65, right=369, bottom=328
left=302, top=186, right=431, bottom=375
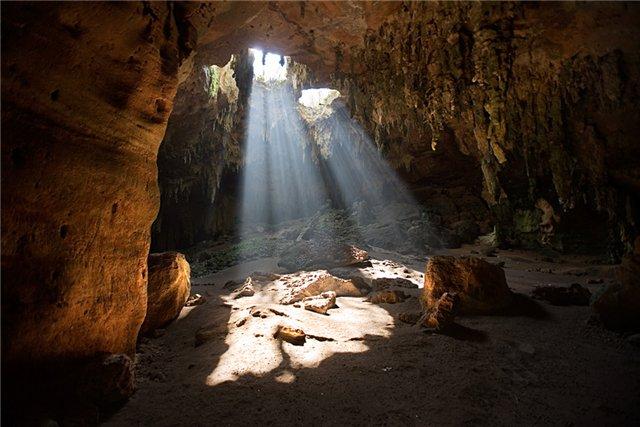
left=421, top=256, right=512, bottom=314
left=185, top=293, right=206, bottom=307
left=303, top=291, right=337, bottom=314
left=281, top=270, right=363, bottom=304
left=278, top=239, right=369, bottom=271
left=269, top=308, right=287, bottom=317
left=307, top=334, right=335, bottom=342
left=235, top=317, right=248, bottom=327
left=141, top=252, right=191, bottom=335
left=367, top=290, right=408, bottom=304
left=233, top=277, right=255, bottom=299
left=250, top=307, right=270, bottom=318
left=372, top=277, right=418, bottom=290
left=421, top=292, right=459, bottom=331
left=531, top=283, right=591, bottom=306
left=273, top=326, right=306, bottom=346
left=398, top=312, right=422, bottom=325
left=519, top=343, right=536, bottom=354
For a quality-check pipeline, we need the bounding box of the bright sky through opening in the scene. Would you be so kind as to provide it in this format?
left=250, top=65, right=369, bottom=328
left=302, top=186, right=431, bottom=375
left=250, top=48, right=287, bottom=82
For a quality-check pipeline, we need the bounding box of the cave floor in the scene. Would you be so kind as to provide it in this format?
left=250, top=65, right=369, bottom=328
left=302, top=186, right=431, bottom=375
left=106, top=245, right=640, bottom=426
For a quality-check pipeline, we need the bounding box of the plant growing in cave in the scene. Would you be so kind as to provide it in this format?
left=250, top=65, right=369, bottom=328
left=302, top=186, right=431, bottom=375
left=206, top=65, right=220, bottom=98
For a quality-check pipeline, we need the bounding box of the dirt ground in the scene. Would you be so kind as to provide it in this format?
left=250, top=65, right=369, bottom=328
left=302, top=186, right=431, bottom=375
left=106, top=245, right=640, bottom=426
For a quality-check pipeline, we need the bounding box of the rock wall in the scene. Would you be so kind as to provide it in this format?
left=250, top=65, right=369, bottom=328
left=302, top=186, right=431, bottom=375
left=331, top=2, right=640, bottom=258
left=152, top=53, right=253, bottom=250
left=1, top=1, right=195, bottom=388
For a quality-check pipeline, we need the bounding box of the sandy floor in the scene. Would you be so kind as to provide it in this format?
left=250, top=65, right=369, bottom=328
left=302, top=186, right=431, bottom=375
left=106, top=245, right=640, bottom=426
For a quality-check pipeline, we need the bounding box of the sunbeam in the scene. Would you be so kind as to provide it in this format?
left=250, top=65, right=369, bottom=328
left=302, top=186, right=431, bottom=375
left=238, top=48, right=420, bottom=250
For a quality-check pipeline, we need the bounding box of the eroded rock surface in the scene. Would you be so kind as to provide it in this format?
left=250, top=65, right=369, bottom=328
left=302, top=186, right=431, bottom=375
left=421, top=256, right=513, bottom=314
left=141, top=252, right=191, bottom=335
left=303, top=291, right=337, bottom=315
left=421, top=292, right=460, bottom=331
left=280, top=270, right=364, bottom=304
left=278, top=240, right=369, bottom=272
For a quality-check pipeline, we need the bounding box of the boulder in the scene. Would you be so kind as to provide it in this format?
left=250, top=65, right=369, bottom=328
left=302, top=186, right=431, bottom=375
left=281, top=270, right=365, bottom=304
left=141, top=252, right=191, bottom=335
left=274, top=326, right=306, bottom=345
left=232, top=277, right=256, bottom=299
left=592, top=238, right=640, bottom=331
left=421, top=256, right=512, bottom=314
left=372, top=277, right=418, bottom=290
left=532, top=283, right=591, bottom=306
left=278, top=240, right=369, bottom=272
left=303, top=291, right=337, bottom=314
left=367, top=290, right=408, bottom=304
left=421, top=292, right=459, bottom=331
left=185, top=294, right=207, bottom=307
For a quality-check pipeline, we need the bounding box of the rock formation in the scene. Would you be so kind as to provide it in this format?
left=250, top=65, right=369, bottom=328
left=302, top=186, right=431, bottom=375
left=140, top=252, right=191, bottom=335
left=2, top=1, right=639, bottom=423
left=421, top=256, right=513, bottom=314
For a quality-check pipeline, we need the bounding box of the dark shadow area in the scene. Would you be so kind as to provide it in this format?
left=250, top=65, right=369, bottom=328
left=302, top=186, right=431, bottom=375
left=435, top=323, right=489, bottom=343
left=496, top=292, right=550, bottom=320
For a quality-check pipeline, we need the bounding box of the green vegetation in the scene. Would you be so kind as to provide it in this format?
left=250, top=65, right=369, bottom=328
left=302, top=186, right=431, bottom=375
left=207, top=65, right=220, bottom=98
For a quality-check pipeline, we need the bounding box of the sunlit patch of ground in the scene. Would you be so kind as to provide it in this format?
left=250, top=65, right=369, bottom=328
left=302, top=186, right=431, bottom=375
left=107, top=245, right=640, bottom=426
left=201, top=256, right=423, bottom=386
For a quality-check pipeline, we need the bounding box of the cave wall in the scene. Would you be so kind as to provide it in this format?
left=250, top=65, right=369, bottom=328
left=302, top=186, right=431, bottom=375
left=331, top=2, right=640, bottom=257
left=152, top=53, right=253, bottom=251
left=1, top=1, right=195, bottom=375
left=2, top=2, right=639, bottom=418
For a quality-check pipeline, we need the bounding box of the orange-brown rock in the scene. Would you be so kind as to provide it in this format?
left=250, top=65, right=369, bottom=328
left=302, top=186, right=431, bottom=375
left=421, top=256, right=513, bottom=314
left=140, top=253, right=191, bottom=335
left=421, top=292, right=459, bottom=331
left=1, top=2, right=195, bottom=380
left=273, top=326, right=306, bottom=346
left=367, top=290, right=409, bottom=304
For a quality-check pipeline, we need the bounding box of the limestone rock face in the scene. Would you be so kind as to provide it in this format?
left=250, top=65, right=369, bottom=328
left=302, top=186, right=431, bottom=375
left=1, top=2, right=196, bottom=374
left=421, top=256, right=512, bottom=314
left=280, top=270, right=364, bottom=304
left=592, top=238, right=640, bottom=331
left=141, top=253, right=191, bottom=335
left=278, top=240, right=369, bottom=272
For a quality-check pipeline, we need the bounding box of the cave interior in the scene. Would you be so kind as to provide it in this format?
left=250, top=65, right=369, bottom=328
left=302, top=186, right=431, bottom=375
left=2, top=1, right=640, bottom=425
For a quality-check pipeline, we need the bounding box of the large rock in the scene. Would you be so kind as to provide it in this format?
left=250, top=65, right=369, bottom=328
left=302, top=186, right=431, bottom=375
left=278, top=240, right=369, bottom=272
left=592, top=237, right=640, bottom=331
left=421, top=256, right=513, bottom=314
left=303, top=291, right=337, bottom=315
left=421, top=292, right=459, bottom=331
left=281, top=270, right=365, bottom=304
left=140, top=252, right=191, bottom=335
